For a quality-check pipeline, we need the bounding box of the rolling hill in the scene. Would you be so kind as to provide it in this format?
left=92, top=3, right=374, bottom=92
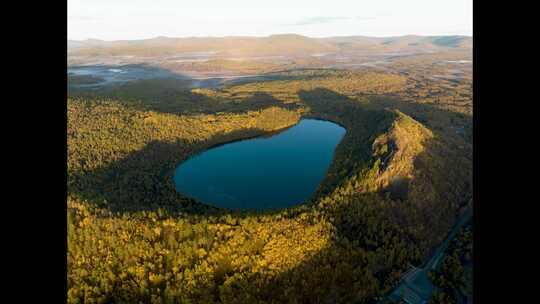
left=68, top=34, right=472, bottom=57
left=67, top=68, right=472, bottom=303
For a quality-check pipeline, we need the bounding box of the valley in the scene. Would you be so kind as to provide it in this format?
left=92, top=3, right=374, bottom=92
left=67, top=34, right=472, bottom=304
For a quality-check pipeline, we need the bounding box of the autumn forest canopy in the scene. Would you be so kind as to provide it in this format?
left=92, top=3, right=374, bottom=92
left=67, top=37, right=472, bottom=303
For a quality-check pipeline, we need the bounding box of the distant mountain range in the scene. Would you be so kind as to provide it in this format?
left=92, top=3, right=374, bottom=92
left=68, top=34, right=472, bottom=57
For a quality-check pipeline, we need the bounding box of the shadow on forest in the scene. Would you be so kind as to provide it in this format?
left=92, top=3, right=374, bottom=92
left=211, top=90, right=472, bottom=303
left=69, top=65, right=472, bottom=146
left=69, top=87, right=395, bottom=215
left=216, top=91, right=302, bottom=114
left=69, top=86, right=473, bottom=303
left=69, top=80, right=302, bottom=117
left=369, top=95, right=472, bottom=145
left=68, top=63, right=331, bottom=113
left=69, top=127, right=293, bottom=216
left=298, top=87, right=472, bottom=247
left=219, top=68, right=344, bottom=87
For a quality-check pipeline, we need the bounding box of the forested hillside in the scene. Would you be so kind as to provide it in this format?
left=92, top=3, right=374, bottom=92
left=67, top=69, right=472, bottom=303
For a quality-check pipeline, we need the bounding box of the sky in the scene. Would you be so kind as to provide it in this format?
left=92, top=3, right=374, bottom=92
left=68, top=0, right=472, bottom=41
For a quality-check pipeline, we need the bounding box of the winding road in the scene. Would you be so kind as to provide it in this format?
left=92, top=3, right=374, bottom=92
left=385, top=207, right=473, bottom=304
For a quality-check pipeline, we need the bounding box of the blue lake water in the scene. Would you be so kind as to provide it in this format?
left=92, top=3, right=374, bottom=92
left=174, top=119, right=346, bottom=210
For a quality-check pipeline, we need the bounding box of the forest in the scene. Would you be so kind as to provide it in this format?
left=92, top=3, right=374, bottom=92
left=428, top=222, right=473, bottom=304
left=68, top=68, right=472, bottom=303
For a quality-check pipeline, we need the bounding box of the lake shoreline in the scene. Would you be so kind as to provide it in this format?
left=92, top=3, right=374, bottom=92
left=173, top=118, right=346, bottom=210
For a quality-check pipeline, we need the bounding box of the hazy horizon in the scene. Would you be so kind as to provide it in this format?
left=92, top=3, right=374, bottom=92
left=68, top=0, right=472, bottom=41
left=68, top=33, right=472, bottom=42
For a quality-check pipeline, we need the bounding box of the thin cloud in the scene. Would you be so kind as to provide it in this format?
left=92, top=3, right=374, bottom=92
left=286, top=16, right=375, bottom=26
left=295, top=16, right=350, bottom=26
